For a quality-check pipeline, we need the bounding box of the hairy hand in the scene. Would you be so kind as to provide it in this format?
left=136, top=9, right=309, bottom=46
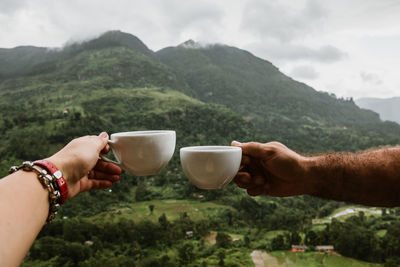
left=232, top=141, right=314, bottom=197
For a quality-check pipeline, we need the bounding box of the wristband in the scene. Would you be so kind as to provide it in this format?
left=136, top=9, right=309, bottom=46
left=33, top=159, right=68, bottom=204
left=9, top=161, right=61, bottom=223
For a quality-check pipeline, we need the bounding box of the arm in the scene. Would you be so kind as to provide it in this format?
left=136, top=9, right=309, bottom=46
left=0, top=132, right=122, bottom=266
left=232, top=141, right=400, bottom=207
left=308, top=148, right=400, bottom=207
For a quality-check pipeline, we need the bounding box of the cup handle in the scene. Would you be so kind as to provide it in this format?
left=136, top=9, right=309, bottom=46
left=100, top=155, right=121, bottom=167
left=99, top=140, right=122, bottom=167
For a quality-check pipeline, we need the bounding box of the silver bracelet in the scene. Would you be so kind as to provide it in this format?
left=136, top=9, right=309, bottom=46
left=9, top=161, right=61, bottom=223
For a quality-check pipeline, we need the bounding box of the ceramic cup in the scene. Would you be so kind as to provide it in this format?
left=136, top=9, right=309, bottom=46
left=101, top=130, right=176, bottom=176
left=180, top=146, right=242, bottom=189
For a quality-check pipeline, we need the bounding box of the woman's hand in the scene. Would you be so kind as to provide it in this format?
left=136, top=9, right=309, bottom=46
left=47, top=132, right=123, bottom=199
left=232, top=141, right=316, bottom=197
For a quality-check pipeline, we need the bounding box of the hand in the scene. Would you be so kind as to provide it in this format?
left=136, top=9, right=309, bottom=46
left=231, top=141, right=315, bottom=197
left=47, top=132, right=123, bottom=199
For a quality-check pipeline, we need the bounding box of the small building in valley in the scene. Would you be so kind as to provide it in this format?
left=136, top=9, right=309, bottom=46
left=315, top=245, right=334, bottom=252
left=291, top=245, right=308, bottom=252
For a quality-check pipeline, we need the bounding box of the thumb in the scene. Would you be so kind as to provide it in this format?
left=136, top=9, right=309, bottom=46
left=98, top=132, right=109, bottom=153
left=232, top=141, right=272, bottom=158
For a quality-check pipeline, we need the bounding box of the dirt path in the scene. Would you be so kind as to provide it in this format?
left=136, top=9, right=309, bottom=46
left=204, top=232, right=217, bottom=245
left=251, top=250, right=282, bottom=267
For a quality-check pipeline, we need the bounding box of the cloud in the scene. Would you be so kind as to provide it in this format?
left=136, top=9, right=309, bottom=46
left=360, top=71, right=383, bottom=85
left=245, top=41, right=347, bottom=63
left=239, top=0, right=346, bottom=65
left=290, top=65, right=319, bottom=80
left=0, top=0, right=28, bottom=15
left=158, top=0, right=224, bottom=30
left=241, top=0, right=327, bottom=42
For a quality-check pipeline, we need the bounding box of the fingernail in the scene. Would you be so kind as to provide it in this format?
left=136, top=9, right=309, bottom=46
left=99, top=132, right=108, bottom=138
left=232, top=140, right=242, bottom=146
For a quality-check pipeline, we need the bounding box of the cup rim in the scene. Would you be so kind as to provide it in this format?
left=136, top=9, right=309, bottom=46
left=111, top=130, right=175, bottom=137
left=180, top=146, right=241, bottom=152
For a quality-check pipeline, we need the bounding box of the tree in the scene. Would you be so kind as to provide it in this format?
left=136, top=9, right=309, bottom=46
left=271, top=235, right=285, bottom=250
left=135, top=182, right=150, bottom=201
left=305, top=230, right=318, bottom=246
left=244, top=236, right=250, bottom=248
left=178, top=242, right=195, bottom=265
left=149, top=204, right=155, bottom=215
left=218, top=249, right=226, bottom=266
left=216, top=232, right=232, bottom=248
left=158, top=213, right=169, bottom=230
left=290, top=231, right=302, bottom=245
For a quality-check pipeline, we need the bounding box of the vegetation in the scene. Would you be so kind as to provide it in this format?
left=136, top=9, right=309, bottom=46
left=1, top=30, right=400, bottom=266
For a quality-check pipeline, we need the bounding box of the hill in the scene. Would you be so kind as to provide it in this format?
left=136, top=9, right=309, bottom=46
left=356, top=97, right=400, bottom=124
left=156, top=41, right=400, bottom=152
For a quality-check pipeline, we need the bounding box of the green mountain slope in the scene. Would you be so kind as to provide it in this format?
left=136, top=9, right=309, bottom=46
left=0, top=46, right=58, bottom=79
left=0, top=41, right=256, bottom=177
left=156, top=41, right=400, bottom=152
left=0, top=31, right=153, bottom=80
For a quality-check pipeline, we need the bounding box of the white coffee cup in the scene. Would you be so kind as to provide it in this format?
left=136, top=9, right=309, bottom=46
left=180, top=146, right=242, bottom=189
left=101, top=130, right=176, bottom=176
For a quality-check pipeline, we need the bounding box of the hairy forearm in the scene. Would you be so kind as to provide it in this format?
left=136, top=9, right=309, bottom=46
left=306, top=147, right=400, bottom=207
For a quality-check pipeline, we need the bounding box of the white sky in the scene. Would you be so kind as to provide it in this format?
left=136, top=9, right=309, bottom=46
left=1, top=0, right=399, bottom=99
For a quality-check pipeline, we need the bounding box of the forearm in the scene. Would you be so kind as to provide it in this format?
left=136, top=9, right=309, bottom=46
left=306, top=147, right=400, bottom=207
left=0, top=171, right=48, bottom=266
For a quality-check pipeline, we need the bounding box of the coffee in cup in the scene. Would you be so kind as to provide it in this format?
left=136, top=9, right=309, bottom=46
left=101, top=130, right=176, bottom=176
left=180, top=146, right=242, bottom=189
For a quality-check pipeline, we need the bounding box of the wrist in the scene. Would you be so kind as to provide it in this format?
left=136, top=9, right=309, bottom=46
left=300, top=156, right=322, bottom=195
left=46, top=154, right=82, bottom=200
left=35, top=158, right=69, bottom=203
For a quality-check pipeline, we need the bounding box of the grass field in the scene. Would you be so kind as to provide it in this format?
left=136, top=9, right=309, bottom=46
left=313, top=205, right=383, bottom=224
left=90, top=199, right=233, bottom=223
left=259, top=251, right=383, bottom=267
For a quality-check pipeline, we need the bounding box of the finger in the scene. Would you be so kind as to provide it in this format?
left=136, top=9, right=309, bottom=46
left=241, top=155, right=251, bottom=165
left=233, top=172, right=251, bottom=184
left=234, top=181, right=250, bottom=189
left=96, top=132, right=109, bottom=154
left=101, top=145, right=110, bottom=155
left=92, top=170, right=121, bottom=182
left=247, top=186, right=264, bottom=196
left=262, top=183, right=271, bottom=195
left=86, top=179, right=113, bottom=191
left=80, top=176, right=113, bottom=192
left=233, top=141, right=275, bottom=159
left=253, top=175, right=266, bottom=185
left=95, top=160, right=123, bottom=174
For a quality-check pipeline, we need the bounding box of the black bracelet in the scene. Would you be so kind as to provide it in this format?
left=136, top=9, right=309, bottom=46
left=9, top=161, right=61, bottom=223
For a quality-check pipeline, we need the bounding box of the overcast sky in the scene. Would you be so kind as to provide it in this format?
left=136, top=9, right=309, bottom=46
left=1, top=0, right=399, bottom=99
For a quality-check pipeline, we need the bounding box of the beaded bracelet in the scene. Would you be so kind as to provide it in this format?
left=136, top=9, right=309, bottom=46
left=9, top=161, right=61, bottom=223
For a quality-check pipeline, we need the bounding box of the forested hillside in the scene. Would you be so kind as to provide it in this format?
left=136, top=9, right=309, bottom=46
left=1, top=30, right=400, bottom=266
left=157, top=41, right=400, bottom=152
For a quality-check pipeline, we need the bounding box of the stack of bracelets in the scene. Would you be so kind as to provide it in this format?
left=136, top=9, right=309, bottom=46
left=9, top=160, right=68, bottom=223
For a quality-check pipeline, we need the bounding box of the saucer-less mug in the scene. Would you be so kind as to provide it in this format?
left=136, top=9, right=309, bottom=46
left=101, top=130, right=176, bottom=176
left=180, top=146, right=242, bottom=189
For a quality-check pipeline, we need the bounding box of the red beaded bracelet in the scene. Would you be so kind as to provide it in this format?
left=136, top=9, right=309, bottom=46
left=33, top=160, right=68, bottom=204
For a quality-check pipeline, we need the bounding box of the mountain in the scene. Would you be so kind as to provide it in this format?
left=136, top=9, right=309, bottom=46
left=156, top=41, right=400, bottom=152
left=0, top=31, right=256, bottom=176
left=0, top=46, right=58, bottom=79
left=0, top=31, right=154, bottom=80
left=356, top=97, right=400, bottom=124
